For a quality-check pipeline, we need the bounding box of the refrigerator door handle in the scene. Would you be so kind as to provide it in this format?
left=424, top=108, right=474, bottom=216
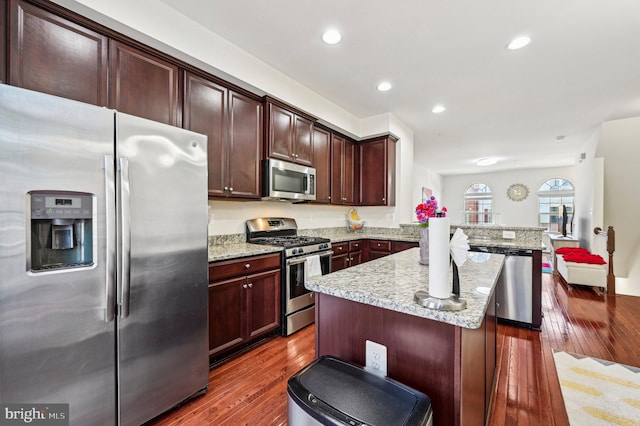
left=104, top=155, right=116, bottom=322
left=117, top=157, right=132, bottom=319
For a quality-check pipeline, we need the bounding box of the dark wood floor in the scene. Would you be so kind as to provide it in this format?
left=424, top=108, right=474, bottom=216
left=151, top=272, right=640, bottom=426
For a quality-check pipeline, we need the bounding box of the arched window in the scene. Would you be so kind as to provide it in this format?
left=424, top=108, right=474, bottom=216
left=538, top=178, right=574, bottom=232
left=464, top=183, right=493, bottom=224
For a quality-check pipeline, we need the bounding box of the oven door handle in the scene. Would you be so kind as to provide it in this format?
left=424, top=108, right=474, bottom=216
left=319, top=250, right=333, bottom=259
left=286, top=250, right=333, bottom=267
left=287, top=257, right=306, bottom=267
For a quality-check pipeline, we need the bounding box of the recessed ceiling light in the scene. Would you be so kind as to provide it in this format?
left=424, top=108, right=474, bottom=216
left=322, top=29, right=342, bottom=45
left=432, top=104, right=446, bottom=114
left=476, top=158, right=498, bottom=166
left=507, top=35, right=532, bottom=50
left=377, top=82, right=392, bottom=92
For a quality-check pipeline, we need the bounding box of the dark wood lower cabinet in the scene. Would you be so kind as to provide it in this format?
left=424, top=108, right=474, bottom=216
left=331, top=240, right=362, bottom=272
left=365, top=239, right=391, bottom=261
left=315, top=292, right=497, bottom=426
left=392, top=240, right=419, bottom=253
left=208, top=254, right=281, bottom=359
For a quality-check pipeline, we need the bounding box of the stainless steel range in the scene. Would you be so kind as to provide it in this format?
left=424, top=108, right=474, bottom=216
left=246, top=218, right=332, bottom=335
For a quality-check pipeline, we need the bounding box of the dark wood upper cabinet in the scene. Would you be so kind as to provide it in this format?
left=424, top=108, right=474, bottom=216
left=293, top=115, right=313, bottom=165
left=359, top=135, right=397, bottom=206
left=109, top=40, right=179, bottom=126
left=8, top=0, right=108, bottom=105
left=227, top=90, right=263, bottom=198
left=183, top=72, right=227, bottom=197
left=312, top=126, right=331, bottom=204
left=265, top=99, right=314, bottom=166
left=267, top=103, right=294, bottom=161
left=331, top=133, right=356, bottom=205
left=183, top=71, right=262, bottom=199
left=1, top=0, right=7, bottom=84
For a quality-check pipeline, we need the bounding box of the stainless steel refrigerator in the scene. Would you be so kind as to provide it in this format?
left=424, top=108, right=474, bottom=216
left=0, top=85, right=209, bottom=425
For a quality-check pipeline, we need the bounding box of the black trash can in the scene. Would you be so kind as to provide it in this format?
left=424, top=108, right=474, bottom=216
left=287, top=356, right=433, bottom=426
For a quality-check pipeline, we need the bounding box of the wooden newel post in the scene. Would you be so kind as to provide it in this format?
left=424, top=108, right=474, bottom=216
left=607, top=226, right=615, bottom=295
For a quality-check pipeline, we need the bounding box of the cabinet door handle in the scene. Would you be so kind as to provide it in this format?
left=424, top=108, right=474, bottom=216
left=229, top=187, right=234, bottom=192
left=243, top=284, right=248, bottom=289
left=224, top=186, right=229, bottom=191
left=247, top=282, right=253, bottom=288
left=382, top=198, right=385, bottom=202
left=245, top=263, right=251, bottom=269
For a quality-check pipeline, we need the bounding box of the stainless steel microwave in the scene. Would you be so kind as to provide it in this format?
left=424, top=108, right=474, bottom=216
left=262, top=158, right=316, bottom=202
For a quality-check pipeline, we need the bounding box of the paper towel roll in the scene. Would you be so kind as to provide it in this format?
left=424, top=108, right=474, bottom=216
left=428, top=217, right=451, bottom=299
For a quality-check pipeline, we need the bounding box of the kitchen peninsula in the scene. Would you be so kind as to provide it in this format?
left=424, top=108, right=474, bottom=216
left=306, top=248, right=505, bottom=426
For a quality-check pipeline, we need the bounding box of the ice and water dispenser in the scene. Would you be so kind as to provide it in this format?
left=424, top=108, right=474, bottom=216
left=29, top=191, right=94, bottom=272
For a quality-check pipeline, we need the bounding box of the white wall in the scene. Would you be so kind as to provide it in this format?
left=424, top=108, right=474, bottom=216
left=412, top=164, right=443, bottom=215
left=441, top=166, right=576, bottom=227
left=597, top=116, right=640, bottom=296
left=573, top=129, right=604, bottom=249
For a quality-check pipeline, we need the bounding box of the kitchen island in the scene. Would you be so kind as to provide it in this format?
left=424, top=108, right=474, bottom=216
left=306, top=248, right=504, bottom=426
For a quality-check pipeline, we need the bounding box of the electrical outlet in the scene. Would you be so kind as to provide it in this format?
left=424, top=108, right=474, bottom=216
left=365, top=340, right=387, bottom=376
left=502, top=230, right=516, bottom=239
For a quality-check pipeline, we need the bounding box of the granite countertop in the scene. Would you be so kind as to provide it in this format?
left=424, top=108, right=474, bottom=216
left=207, top=227, right=542, bottom=262
left=306, top=248, right=505, bottom=329
left=328, top=232, right=417, bottom=243
left=208, top=243, right=282, bottom=262
left=466, top=238, right=545, bottom=251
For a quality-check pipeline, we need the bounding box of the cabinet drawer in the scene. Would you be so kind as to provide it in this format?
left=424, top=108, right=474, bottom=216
left=368, top=240, right=391, bottom=252
left=349, top=240, right=363, bottom=252
left=392, top=241, right=419, bottom=253
left=332, top=242, right=349, bottom=254
left=209, top=253, right=281, bottom=281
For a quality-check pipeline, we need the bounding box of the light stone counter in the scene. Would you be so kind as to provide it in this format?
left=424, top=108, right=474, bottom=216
left=306, top=247, right=505, bottom=329
left=208, top=243, right=282, bottom=262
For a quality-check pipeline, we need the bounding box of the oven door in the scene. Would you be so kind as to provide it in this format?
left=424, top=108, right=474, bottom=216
left=285, top=250, right=331, bottom=314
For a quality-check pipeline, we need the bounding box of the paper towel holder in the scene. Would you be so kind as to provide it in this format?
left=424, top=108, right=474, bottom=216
left=414, top=262, right=467, bottom=311
left=414, top=291, right=467, bottom=311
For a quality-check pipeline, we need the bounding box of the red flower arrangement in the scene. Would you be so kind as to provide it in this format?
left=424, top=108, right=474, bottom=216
left=415, top=196, right=447, bottom=227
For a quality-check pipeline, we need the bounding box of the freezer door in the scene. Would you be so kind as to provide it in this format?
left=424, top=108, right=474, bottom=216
left=0, top=85, right=117, bottom=424
left=115, top=113, right=208, bottom=426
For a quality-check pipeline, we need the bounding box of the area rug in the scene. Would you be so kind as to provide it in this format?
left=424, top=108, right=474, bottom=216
left=542, top=262, right=552, bottom=274
left=553, top=350, right=640, bottom=425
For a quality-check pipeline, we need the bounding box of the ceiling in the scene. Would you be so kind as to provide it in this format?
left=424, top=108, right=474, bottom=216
left=159, top=0, right=640, bottom=175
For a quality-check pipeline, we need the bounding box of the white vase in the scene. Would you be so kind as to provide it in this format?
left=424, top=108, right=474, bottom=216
left=419, top=227, right=429, bottom=265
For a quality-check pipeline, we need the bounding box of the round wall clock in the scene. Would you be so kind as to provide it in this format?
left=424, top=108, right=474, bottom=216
left=507, top=183, right=529, bottom=201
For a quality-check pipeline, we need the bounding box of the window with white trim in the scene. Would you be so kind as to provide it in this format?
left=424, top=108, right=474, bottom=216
left=538, top=178, right=574, bottom=232
left=464, top=183, right=493, bottom=224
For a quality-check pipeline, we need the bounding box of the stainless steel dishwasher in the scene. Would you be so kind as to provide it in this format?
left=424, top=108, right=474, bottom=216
left=470, top=246, right=533, bottom=325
